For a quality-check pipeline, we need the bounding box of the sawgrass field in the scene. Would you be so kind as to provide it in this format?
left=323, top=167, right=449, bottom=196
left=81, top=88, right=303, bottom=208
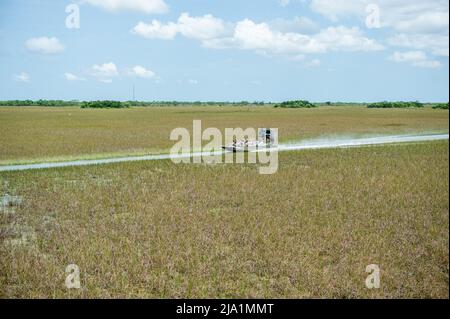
left=0, top=105, right=449, bottom=298
left=0, top=105, right=448, bottom=164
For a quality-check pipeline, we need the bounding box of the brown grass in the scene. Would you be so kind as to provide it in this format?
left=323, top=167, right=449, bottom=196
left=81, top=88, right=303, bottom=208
left=0, top=106, right=448, bottom=164
left=1, top=141, right=448, bottom=298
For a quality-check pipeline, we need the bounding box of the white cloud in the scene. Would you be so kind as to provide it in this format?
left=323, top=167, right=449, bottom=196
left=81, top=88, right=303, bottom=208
left=204, top=20, right=383, bottom=55
left=270, top=16, right=320, bottom=34
left=133, top=14, right=383, bottom=58
left=91, top=62, right=119, bottom=82
left=128, top=65, right=156, bottom=78
left=389, top=51, right=442, bottom=68
left=310, top=0, right=363, bottom=22
left=393, top=12, right=449, bottom=34
left=188, top=79, right=198, bottom=85
left=13, top=72, right=30, bottom=82
left=132, top=13, right=228, bottom=40
left=177, top=13, right=229, bottom=40
left=84, top=0, right=168, bottom=14
left=25, top=37, right=65, bottom=54
left=231, top=19, right=322, bottom=53
left=132, top=20, right=178, bottom=39
left=388, top=33, right=449, bottom=57
left=315, top=26, right=384, bottom=52
left=389, top=51, right=427, bottom=63
left=310, top=0, right=449, bottom=33
left=65, top=72, right=86, bottom=81
left=310, top=0, right=449, bottom=60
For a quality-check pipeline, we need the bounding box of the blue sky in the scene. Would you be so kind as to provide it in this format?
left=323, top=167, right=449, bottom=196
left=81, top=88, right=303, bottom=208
left=0, top=0, right=448, bottom=102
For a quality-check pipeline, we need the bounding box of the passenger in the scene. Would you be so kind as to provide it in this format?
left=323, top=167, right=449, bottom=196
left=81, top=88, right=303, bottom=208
left=266, top=129, right=271, bottom=144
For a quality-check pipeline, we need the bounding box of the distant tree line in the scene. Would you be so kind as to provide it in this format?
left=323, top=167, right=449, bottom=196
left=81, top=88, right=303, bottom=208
left=123, top=100, right=267, bottom=107
left=320, top=102, right=367, bottom=106
left=367, top=101, right=424, bottom=108
left=274, top=100, right=317, bottom=108
left=432, top=102, right=449, bottom=110
left=81, top=101, right=127, bottom=108
left=0, top=100, right=269, bottom=108
left=1, top=100, right=447, bottom=110
left=0, top=100, right=80, bottom=107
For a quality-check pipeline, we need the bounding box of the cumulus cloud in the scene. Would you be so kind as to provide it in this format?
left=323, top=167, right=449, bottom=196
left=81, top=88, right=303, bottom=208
left=13, top=72, right=30, bottom=82
left=310, top=0, right=449, bottom=33
left=205, top=20, right=383, bottom=55
left=91, top=62, right=119, bottom=82
left=84, top=0, right=168, bottom=14
left=270, top=16, right=320, bottom=34
left=134, top=13, right=383, bottom=58
left=229, top=19, right=323, bottom=53
left=132, top=13, right=228, bottom=40
left=176, top=13, right=229, bottom=40
left=310, top=0, right=363, bottom=22
left=315, top=26, right=384, bottom=52
left=128, top=65, right=156, bottom=78
left=65, top=73, right=86, bottom=81
left=389, top=51, right=442, bottom=68
left=132, top=20, right=178, bottom=39
left=310, top=0, right=449, bottom=61
left=25, top=37, right=65, bottom=54
left=388, top=33, right=449, bottom=57
left=393, top=11, right=449, bottom=34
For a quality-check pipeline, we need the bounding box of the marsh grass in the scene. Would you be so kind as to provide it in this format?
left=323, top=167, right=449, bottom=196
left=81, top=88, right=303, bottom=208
left=1, top=141, right=448, bottom=298
left=0, top=106, right=448, bottom=164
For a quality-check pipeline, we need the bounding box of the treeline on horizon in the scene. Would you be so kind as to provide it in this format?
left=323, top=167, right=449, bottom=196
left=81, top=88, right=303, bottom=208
left=0, top=99, right=448, bottom=109
left=367, top=101, right=448, bottom=109
left=0, top=100, right=267, bottom=108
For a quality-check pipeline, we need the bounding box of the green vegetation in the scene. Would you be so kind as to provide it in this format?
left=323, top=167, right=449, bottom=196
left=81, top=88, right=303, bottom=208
left=367, top=101, right=424, bottom=108
left=313, top=102, right=371, bottom=107
left=126, top=101, right=267, bottom=107
left=0, top=100, right=80, bottom=107
left=0, top=100, right=268, bottom=108
left=81, top=100, right=128, bottom=109
left=1, top=100, right=448, bottom=110
left=0, top=105, right=448, bottom=165
left=274, top=100, right=317, bottom=108
left=432, top=103, right=449, bottom=110
left=1, top=141, right=448, bottom=298
left=0, top=102, right=448, bottom=298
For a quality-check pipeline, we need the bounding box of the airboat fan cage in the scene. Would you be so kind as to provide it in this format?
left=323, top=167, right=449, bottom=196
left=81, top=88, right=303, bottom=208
left=259, top=128, right=278, bottom=146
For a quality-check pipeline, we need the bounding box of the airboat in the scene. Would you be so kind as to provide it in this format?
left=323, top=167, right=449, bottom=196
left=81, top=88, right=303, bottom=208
left=222, top=128, right=277, bottom=152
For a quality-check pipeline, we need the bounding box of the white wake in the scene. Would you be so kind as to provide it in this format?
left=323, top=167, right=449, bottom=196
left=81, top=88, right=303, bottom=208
left=0, top=133, right=448, bottom=172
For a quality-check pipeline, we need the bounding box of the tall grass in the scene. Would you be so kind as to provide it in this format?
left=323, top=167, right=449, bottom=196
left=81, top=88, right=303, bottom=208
left=0, top=106, right=448, bottom=165
left=1, top=141, right=448, bottom=298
